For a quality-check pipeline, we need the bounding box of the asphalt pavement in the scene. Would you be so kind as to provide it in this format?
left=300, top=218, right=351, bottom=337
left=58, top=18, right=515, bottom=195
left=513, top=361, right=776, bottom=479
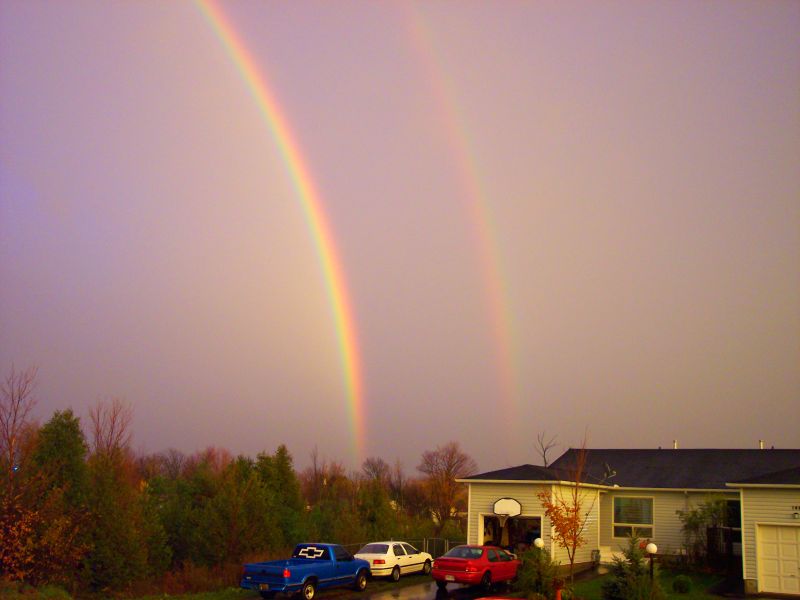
left=363, top=580, right=509, bottom=600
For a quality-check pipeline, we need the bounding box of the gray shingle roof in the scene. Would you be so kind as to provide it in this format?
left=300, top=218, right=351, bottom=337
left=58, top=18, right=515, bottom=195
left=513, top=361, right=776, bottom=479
left=728, top=465, right=800, bottom=486
left=461, top=464, right=561, bottom=481
left=550, top=449, right=800, bottom=489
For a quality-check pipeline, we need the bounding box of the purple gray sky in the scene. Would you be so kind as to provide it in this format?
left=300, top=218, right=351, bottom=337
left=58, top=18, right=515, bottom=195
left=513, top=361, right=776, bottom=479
left=1, top=1, right=798, bottom=471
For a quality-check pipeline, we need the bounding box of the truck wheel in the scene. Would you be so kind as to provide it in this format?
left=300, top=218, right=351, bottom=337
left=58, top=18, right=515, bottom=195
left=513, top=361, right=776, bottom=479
left=390, top=566, right=400, bottom=582
left=422, top=560, right=432, bottom=575
left=300, top=580, right=316, bottom=600
left=260, top=593, right=276, bottom=599
left=353, top=569, right=368, bottom=591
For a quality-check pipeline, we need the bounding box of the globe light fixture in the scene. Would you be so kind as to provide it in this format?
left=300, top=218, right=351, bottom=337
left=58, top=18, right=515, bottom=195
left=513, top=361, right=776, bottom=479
left=645, top=542, right=657, bottom=581
left=534, top=537, right=545, bottom=549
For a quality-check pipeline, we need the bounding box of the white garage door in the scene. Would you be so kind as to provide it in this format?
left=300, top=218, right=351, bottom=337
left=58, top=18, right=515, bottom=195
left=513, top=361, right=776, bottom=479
left=758, top=525, right=800, bottom=594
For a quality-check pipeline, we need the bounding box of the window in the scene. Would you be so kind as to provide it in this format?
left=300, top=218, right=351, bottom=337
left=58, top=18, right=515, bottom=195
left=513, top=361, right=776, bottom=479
left=401, top=543, right=418, bottom=555
left=613, top=497, right=653, bottom=538
left=393, top=544, right=406, bottom=556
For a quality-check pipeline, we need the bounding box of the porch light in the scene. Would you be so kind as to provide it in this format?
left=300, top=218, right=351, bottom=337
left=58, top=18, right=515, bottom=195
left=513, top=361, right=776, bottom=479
left=534, top=538, right=545, bottom=549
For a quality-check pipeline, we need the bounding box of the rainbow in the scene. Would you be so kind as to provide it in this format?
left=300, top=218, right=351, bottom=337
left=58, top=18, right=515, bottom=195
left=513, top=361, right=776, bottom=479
left=194, top=0, right=366, bottom=462
left=405, top=7, right=522, bottom=433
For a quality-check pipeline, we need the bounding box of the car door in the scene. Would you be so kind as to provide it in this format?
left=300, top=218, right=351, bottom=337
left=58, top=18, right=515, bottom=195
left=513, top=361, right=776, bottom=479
left=392, top=543, right=408, bottom=574
left=401, top=543, right=423, bottom=572
left=495, top=548, right=516, bottom=580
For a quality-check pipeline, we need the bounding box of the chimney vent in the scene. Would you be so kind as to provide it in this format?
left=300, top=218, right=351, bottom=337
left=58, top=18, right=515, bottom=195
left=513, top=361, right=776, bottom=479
left=673, top=440, right=678, bottom=450
left=759, top=440, right=764, bottom=450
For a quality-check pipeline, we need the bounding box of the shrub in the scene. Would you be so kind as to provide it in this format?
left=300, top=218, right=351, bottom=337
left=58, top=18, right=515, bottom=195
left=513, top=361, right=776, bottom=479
left=515, top=546, right=560, bottom=599
left=672, top=575, right=692, bottom=594
left=601, top=537, right=665, bottom=600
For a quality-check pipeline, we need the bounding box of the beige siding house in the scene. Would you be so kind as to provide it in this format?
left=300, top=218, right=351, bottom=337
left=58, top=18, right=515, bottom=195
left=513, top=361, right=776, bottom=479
left=728, top=466, right=800, bottom=595
left=458, top=449, right=800, bottom=595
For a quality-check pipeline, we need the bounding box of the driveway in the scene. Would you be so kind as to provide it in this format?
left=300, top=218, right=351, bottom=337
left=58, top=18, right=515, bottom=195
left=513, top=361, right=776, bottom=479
left=364, top=580, right=509, bottom=600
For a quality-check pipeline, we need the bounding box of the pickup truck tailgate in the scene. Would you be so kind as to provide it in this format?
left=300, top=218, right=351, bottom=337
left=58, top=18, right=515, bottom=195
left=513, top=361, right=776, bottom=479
left=242, top=563, right=287, bottom=587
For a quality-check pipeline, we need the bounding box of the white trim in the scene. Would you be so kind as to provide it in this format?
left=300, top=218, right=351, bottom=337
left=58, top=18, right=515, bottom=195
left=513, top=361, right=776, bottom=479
left=740, top=488, right=748, bottom=580
left=467, top=484, right=472, bottom=544
left=611, top=495, right=655, bottom=540
left=727, top=483, right=800, bottom=489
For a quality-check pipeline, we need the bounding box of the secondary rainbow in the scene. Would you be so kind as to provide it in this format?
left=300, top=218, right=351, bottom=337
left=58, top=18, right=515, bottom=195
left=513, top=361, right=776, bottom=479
left=195, top=0, right=366, bottom=462
left=405, top=7, right=522, bottom=432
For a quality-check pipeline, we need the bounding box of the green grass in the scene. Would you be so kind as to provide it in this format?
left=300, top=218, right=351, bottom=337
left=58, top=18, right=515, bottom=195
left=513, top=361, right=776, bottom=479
left=135, top=573, right=434, bottom=600
left=570, top=569, right=726, bottom=600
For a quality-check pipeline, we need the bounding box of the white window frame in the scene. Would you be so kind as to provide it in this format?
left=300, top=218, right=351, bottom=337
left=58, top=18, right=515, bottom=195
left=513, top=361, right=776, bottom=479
left=612, top=496, right=654, bottom=539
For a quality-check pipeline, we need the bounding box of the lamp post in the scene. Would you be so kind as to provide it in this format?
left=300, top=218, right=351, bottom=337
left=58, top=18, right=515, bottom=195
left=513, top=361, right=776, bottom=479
left=645, top=542, right=658, bottom=582
left=534, top=537, right=545, bottom=550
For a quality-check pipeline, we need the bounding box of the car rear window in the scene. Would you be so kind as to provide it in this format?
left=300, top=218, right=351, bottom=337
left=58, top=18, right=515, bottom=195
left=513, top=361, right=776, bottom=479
left=443, top=546, right=483, bottom=559
left=357, top=543, right=389, bottom=554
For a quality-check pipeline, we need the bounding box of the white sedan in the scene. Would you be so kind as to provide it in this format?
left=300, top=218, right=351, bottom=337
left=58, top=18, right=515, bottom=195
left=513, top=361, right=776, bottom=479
left=354, top=541, right=433, bottom=581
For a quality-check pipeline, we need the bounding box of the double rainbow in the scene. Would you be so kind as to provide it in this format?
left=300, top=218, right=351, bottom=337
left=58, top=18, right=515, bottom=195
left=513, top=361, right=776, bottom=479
left=195, top=1, right=365, bottom=462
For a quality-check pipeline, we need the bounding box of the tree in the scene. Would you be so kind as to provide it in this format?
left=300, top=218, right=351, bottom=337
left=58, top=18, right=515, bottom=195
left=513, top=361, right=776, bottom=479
left=535, top=431, right=558, bottom=467
left=601, top=536, right=665, bottom=600
left=417, top=441, right=477, bottom=535
left=0, top=365, right=40, bottom=582
left=0, top=365, right=38, bottom=482
left=362, top=456, right=390, bottom=485
left=536, top=442, right=596, bottom=584
left=676, top=496, right=728, bottom=564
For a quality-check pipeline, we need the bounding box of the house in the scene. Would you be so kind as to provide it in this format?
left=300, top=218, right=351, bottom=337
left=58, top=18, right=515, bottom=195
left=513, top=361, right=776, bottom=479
left=458, top=448, right=800, bottom=596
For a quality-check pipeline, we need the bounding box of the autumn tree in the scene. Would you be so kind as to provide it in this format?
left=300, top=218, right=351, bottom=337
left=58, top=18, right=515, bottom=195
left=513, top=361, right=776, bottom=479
left=0, top=365, right=38, bottom=482
left=0, top=365, right=40, bottom=582
left=417, top=441, right=477, bottom=535
left=85, top=398, right=170, bottom=590
left=536, top=442, right=597, bottom=584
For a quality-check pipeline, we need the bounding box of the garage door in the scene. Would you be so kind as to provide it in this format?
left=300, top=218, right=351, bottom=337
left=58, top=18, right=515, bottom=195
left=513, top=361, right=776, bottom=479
left=758, top=525, right=800, bottom=594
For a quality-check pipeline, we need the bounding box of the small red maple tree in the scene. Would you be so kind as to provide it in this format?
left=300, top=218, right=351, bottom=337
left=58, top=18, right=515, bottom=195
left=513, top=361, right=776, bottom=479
left=536, top=441, right=596, bottom=584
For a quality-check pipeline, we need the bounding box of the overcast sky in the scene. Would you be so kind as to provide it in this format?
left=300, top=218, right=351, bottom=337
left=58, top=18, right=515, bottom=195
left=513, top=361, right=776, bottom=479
left=1, top=1, right=798, bottom=472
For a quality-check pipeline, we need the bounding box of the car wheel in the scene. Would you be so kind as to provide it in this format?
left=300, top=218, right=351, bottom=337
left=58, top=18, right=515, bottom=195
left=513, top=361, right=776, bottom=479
left=436, top=580, right=448, bottom=590
left=301, top=580, right=316, bottom=600
left=353, top=569, right=368, bottom=592
left=390, top=566, right=400, bottom=582
left=480, top=571, right=492, bottom=593
left=422, top=560, right=432, bottom=575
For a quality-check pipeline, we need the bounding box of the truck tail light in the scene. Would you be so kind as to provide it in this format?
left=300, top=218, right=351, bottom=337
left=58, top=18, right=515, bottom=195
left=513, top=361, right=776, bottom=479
left=373, top=559, right=385, bottom=565
left=283, top=568, right=291, bottom=578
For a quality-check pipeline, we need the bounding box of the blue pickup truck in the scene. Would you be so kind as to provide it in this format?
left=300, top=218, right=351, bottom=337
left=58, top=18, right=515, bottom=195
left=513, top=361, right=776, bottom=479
left=240, top=543, right=370, bottom=600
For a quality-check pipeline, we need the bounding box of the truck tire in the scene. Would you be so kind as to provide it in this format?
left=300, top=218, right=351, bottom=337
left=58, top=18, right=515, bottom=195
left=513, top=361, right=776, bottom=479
left=390, top=566, right=400, bottom=582
left=260, top=593, right=276, bottom=599
left=300, top=580, right=316, bottom=600
left=353, top=569, right=368, bottom=591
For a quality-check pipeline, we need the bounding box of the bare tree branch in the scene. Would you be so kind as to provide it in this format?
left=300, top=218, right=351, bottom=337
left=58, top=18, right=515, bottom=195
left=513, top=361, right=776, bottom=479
left=89, top=397, right=132, bottom=456
left=0, top=365, right=38, bottom=480
left=535, top=430, right=558, bottom=467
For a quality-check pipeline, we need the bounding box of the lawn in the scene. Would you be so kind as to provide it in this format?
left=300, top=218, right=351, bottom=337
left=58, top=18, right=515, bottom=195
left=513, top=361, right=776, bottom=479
left=135, top=573, right=434, bottom=600
left=571, top=570, right=727, bottom=600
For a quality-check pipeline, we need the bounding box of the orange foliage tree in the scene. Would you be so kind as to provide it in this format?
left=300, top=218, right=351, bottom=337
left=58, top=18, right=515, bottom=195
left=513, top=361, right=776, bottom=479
left=536, top=443, right=596, bottom=584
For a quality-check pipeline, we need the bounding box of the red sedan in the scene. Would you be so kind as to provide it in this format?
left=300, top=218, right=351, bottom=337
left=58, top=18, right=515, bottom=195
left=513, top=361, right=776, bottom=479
left=431, top=545, right=519, bottom=592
